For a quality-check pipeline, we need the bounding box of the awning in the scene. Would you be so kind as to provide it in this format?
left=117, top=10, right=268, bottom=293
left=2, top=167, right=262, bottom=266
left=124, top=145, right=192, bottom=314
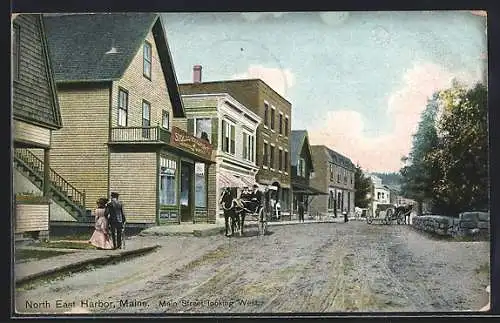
left=292, top=182, right=329, bottom=195
left=218, top=172, right=257, bottom=189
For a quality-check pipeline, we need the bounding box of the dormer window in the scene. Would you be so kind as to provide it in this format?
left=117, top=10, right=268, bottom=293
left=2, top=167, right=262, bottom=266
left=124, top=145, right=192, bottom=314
left=143, top=41, right=152, bottom=80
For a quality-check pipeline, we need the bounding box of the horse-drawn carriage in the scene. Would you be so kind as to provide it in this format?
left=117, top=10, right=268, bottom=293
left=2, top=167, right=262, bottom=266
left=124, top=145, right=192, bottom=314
left=366, top=203, right=412, bottom=225
left=220, top=184, right=276, bottom=237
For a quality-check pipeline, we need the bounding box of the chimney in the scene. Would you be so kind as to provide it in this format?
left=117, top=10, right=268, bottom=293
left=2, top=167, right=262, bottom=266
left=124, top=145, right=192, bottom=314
left=193, top=65, right=202, bottom=83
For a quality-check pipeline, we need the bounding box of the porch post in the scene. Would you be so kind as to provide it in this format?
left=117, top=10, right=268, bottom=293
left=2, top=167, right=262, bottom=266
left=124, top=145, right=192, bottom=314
left=43, top=148, right=50, bottom=197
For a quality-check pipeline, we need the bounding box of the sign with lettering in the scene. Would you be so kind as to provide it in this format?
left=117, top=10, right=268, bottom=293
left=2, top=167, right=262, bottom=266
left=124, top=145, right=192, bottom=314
left=170, top=126, right=213, bottom=160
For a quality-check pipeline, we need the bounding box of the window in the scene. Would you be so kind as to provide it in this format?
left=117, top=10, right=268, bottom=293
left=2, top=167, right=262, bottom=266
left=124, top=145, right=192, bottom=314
left=160, top=157, right=177, bottom=205
left=264, top=103, right=269, bottom=127
left=243, top=132, right=255, bottom=162
left=117, top=89, right=128, bottom=126
left=194, top=163, right=206, bottom=207
left=279, top=113, right=283, bottom=135
left=337, top=171, right=340, bottom=183
left=270, top=145, right=275, bottom=169
left=285, top=117, right=289, bottom=136
left=143, top=41, right=152, bottom=79
left=350, top=173, right=353, bottom=184
left=278, top=148, right=283, bottom=171
left=328, top=191, right=334, bottom=210
left=142, top=100, right=151, bottom=138
left=284, top=151, right=288, bottom=172
left=162, top=110, right=170, bottom=129
left=13, top=24, right=20, bottom=80
left=195, top=118, right=212, bottom=143
left=263, top=142, right=269, bottom=166
left=298, top=158, right=306, bottom=177
left=344, top=169, right=347, bottom=184
left=271, top=107, right=275, bottom=130
left=221, top=120, right=235, bottom=155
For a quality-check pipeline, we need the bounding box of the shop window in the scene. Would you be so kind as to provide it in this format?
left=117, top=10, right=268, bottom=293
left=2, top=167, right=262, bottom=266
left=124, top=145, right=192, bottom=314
left=194, top=163, right=206, bottom=207
left=160, top=156, right=177, bottom=205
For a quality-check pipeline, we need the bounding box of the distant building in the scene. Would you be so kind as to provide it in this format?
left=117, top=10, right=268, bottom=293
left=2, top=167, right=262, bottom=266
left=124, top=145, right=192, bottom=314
left=369, top=175, right=391, bottom=204
left=309, top=145, right=356, bottom=216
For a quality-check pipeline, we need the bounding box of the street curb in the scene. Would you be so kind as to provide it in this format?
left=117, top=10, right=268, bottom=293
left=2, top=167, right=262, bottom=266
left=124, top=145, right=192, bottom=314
left=15, top=245, right=160, bottom=286
left=141, top=220, right=341, bottom=237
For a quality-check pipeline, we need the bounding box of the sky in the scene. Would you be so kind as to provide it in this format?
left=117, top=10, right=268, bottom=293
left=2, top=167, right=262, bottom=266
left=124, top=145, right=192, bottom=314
left=161, top=11, right=487, bottom=173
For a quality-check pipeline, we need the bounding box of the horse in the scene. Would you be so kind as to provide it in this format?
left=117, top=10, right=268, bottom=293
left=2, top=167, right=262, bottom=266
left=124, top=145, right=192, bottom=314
left=219, top=188, right=239, bottom=237
left=395, top=204, right=413, bottom=224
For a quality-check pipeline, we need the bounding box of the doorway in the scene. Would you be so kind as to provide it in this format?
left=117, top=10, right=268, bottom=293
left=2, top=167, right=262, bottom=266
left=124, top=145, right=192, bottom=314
left=180, top=161, right=194, bottom=222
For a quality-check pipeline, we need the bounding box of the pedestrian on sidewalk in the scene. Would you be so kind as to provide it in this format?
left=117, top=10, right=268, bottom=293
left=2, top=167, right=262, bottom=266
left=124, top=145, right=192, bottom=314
left=343, top=210, right=349, bottom=223
left=298, top=200, right=305, bottom=222
left=105, top=192, right=127, bottom=249
left=89, top=197, right=114, bottom=250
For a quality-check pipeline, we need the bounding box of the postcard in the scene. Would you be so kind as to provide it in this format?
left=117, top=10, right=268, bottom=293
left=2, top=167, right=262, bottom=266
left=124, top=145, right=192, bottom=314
left=12, top=11, right=489, bottom=316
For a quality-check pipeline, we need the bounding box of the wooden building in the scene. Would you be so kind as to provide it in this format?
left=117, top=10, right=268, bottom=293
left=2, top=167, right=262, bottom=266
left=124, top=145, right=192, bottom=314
left=180, top=69, right=293, bottom=213
left=182, top=92, right=261, bottom=222
left=290, top=130, right=326, bottom=217
left=41, top=13, right=214, bottom=226
left=12, top=14, right=63, bottom=240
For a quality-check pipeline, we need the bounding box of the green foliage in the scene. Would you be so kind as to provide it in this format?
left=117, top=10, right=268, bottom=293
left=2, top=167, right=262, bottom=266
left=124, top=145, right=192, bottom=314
left=400, top=81, right=488, bottom=216
left=354, top=164, right=372, bottom=208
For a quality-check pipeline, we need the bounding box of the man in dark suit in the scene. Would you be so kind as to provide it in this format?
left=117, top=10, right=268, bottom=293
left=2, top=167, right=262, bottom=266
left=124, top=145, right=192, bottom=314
left=105, top=192, right=126, bottom=249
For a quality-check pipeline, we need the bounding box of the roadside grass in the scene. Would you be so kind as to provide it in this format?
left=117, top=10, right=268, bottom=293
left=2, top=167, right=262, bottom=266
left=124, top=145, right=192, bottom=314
left=38, top=241, right=96, bottom=250
left=475, top=262, right=490, bottom=275
left=50, top=232, right=93, bottom=241
left=15, top=249, right=71, bottom=262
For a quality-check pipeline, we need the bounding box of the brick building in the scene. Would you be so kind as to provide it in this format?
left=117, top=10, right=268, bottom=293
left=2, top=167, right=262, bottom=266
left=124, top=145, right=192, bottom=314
left=179, top=70, right=292, bottom=212
left=309, top=145, right=356, bottom=217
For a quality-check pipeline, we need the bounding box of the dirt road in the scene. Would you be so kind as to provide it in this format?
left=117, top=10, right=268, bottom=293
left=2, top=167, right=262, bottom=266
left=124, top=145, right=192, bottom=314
left=15, top=221, right=490, bottom=314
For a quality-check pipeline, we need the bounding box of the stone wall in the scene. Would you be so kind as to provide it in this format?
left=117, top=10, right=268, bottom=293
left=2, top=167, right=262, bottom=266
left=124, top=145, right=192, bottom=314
left=411, top=212, right=490, bottom=240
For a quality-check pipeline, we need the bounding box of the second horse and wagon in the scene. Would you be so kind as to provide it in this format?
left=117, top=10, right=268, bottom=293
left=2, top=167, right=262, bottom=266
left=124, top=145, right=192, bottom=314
left=366, top=203, right=413, bottom=225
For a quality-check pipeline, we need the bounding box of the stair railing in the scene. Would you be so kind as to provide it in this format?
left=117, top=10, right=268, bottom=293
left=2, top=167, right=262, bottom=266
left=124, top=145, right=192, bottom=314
left=15, top=148, right=86, bottom=210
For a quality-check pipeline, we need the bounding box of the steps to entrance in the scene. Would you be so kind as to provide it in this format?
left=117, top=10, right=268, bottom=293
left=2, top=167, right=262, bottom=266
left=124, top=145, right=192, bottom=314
left=14, top=148, right=87, bottom=221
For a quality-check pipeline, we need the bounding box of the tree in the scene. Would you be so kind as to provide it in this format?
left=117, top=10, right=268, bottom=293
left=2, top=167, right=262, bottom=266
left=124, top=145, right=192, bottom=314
left=354, top=164, right=372, bottom=208
left=428, top=82, right=488, bottom=215
left=400, top=92, right=443, bottom=212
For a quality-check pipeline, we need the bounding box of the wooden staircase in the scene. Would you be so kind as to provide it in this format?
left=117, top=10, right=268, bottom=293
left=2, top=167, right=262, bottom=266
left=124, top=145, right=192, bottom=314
left=14, top=148, right=89, bottom=221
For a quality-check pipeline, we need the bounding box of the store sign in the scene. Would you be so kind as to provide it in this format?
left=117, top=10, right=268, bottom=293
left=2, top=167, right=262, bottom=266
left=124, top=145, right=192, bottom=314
left=170, top=126, right=212, bottom=160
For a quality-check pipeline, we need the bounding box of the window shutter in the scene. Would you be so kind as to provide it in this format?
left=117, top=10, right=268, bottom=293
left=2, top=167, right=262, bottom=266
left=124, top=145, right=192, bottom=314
left=187, top=119, right=195, bottom=135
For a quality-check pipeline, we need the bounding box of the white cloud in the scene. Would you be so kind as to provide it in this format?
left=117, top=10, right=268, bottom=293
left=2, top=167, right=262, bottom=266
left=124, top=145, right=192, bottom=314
left=231, top=65, right=295, bottom=97
left=308, top=62, right=480, bottom=172
left=319, top=12, right=350, bottom=26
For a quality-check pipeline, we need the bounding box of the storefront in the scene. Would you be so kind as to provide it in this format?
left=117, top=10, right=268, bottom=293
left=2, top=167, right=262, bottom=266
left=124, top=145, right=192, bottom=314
left=108, top=126, right=214, bottom=225
left=158, top=126, right=214, bottom=224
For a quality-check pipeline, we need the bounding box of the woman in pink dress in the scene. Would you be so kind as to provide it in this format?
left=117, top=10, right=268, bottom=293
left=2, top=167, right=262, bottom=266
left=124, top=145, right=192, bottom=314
left=89, top=198, right=114, bottom=250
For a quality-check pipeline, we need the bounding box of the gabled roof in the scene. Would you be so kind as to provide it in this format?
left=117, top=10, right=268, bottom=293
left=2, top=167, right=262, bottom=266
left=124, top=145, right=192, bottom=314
left=291, top=130, right=313, bottom=170
left=312, top=145, right=355, bottom=170
left=43, top=13, right=185, bottom=117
